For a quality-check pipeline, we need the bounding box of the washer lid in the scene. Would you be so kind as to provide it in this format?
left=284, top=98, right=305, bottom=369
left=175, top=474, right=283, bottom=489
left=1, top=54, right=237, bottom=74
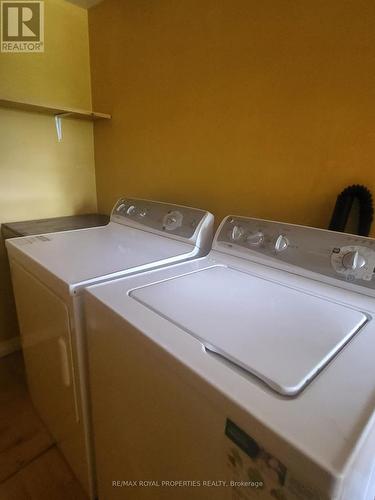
left=130, top=265, right=368, bottom=396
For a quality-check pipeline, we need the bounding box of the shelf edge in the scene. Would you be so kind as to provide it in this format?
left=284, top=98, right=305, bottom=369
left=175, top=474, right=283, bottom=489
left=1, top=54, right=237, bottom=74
left=0, top=98, right=111, bottom=120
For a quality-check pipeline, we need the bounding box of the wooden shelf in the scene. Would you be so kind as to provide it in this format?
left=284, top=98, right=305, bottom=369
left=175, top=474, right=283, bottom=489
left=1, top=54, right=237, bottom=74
left=0, top=98, right=111, bottom=121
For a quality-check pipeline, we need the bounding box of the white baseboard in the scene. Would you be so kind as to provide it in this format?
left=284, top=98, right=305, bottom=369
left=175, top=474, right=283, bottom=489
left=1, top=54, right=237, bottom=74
left=0, top=337, right=21, bottom=358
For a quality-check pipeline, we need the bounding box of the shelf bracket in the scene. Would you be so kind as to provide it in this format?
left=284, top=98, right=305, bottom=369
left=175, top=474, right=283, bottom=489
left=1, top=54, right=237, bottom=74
left=54, top=112, right=73, bottom=142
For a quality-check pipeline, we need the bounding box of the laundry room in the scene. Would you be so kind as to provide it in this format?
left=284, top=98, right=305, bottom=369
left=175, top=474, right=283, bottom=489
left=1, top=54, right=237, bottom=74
left=0, top=0, right=375, bottom=499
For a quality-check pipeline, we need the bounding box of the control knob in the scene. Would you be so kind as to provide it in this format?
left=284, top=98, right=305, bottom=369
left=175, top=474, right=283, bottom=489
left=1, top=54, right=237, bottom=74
left=246, top=231, right=264, bottom=246
left=127, top=205, right=137, bottom=215
left=342, top=251, right=366, bottom=271
left=163, top=210, right=183, bottom=231
left=231, top=225, right=245, bottom=241
left=274, top=235, right=289, bottom=252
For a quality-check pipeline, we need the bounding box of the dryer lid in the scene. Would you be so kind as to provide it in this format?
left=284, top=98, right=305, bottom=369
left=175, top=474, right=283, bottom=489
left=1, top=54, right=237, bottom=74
left=130, top=265, right=368, bottom=396
left=7, top=223, right=194, bottom=286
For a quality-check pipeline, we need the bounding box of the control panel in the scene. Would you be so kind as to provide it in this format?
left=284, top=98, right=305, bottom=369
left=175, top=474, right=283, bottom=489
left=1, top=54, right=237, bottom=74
left=215, top=216, right=375, bottom=290
left=111, top=197, right=209, bottom=240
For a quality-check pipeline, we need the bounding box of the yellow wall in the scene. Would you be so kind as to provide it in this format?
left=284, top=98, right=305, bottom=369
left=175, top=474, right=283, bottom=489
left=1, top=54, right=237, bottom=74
left=89, top=0, right=375, bottom=232
left=0, top=0, right=97, bottom=345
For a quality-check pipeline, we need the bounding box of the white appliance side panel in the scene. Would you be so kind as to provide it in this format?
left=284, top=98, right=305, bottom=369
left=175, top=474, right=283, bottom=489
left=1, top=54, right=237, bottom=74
left=10, top=261, right=90, bottom=495
left=339, top=412, right=375, bottom=500
left=6, top=223, right=194, bottom=285
left=130, top=266, right=368, bottom=396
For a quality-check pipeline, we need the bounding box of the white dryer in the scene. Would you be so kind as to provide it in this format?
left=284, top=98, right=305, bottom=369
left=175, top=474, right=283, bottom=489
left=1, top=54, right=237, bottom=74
left=6, top=198, right=213, bottom=498
left=85, top=215, right=375, bottom=500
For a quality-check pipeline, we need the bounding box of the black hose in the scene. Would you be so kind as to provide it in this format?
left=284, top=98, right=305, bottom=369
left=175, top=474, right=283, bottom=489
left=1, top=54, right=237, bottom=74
left=329, top=185, right=373, bottom=236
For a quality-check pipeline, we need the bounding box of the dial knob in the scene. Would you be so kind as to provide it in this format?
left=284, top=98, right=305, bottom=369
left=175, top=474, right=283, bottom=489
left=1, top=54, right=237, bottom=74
left=162, top=210, right=183, bottom=231
left=231, top=225, right=245, bottom=241
left=127, top=205, right=137, bottom=215
left=274, top=235, right=289, bottom=252
left=342, top=251, right=366, bottom=271
left=166, top=215, right=176, bottom=225
left=246, top=231, right=264, bottom=246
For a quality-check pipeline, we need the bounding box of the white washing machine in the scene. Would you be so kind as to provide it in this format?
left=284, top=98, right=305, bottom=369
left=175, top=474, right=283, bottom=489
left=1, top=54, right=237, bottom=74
left=85, top=215, right=375, bottom=500
left=6, top=197, right=213, bottom=498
